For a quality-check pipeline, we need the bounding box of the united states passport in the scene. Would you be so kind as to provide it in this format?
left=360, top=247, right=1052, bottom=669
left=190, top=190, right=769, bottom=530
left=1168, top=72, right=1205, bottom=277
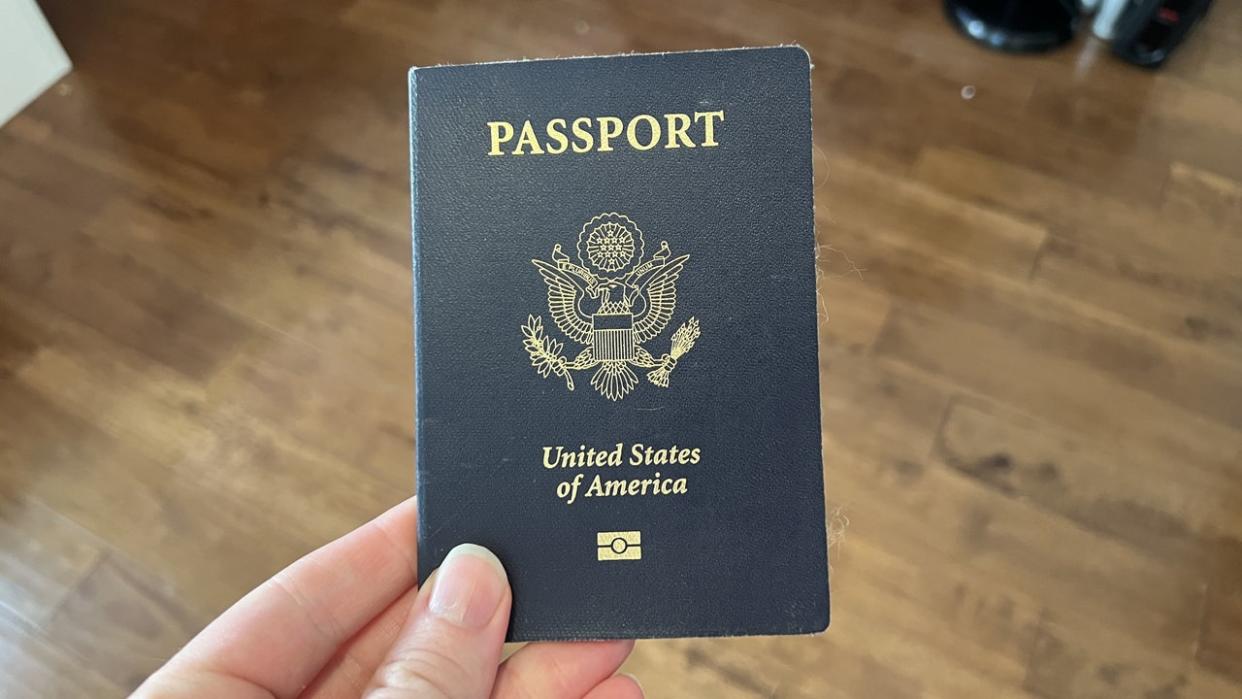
left=409, top=46, right=828, bottom=640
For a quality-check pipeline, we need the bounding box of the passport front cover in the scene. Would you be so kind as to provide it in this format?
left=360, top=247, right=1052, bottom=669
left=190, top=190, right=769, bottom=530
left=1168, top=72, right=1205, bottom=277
left=410, top=47, right=828, bottom=641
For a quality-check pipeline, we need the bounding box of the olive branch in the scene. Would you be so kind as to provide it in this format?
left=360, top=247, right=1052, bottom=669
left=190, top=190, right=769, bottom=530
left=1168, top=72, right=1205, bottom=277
left=521, top=315, right=574, bottom=390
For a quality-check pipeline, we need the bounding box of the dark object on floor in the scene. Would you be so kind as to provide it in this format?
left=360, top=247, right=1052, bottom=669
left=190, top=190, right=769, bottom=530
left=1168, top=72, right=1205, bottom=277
left=1112, top=0, right=1214, bottom=67
left=945, top=0, right=1080, bottom=52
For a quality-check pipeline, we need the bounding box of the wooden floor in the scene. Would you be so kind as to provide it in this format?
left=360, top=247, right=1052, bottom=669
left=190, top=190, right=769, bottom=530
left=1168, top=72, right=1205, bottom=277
left=2, top=1, right=1240, bottom=696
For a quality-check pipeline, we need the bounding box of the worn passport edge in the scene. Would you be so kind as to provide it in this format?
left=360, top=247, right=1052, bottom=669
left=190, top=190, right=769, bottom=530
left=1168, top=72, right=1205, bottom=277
left=409, top=65, right=428, bottom=591
left=789, top=44, right=831, bottom=637
left=406, top=43, right=813, bottom=75
left=802, top=44, right=832, bottom=637
left=408, top=45, right=830, bottom=640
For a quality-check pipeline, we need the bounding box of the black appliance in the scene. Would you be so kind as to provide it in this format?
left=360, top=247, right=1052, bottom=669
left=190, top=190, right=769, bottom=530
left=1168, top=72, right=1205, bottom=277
left=1111, top=0, right=1213, bottom=67
left=944, top=0, right=1081, bottom=52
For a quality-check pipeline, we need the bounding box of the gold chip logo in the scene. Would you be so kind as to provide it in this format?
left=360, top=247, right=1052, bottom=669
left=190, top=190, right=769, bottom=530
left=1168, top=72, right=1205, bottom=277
left=597, top=530, right=642, bottom=560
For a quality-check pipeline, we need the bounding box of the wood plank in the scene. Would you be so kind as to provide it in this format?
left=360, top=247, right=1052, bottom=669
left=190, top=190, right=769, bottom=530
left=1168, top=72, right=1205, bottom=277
left=822, top=63, right=1170, bottom=205
left=875, top=303, right=1242, bottom=475
left=830, top=439, right=1206, bottom=658
left=1197, top=538, right=1242, bottom=684
left=1163, top=161, right=1242, bottom=232
left=0, top=127, right=117, bottom=217
left=0, top=605, right=124, bottom=699
left=0, top=379, right=311, bottom=618
left=41, top=555, right=202, bottom=693
left=0, top=290, right=222, bottom=464
left=263, top=146, right=411, bottom=264
left=1032, top=235, right=1242, bottom=356
left=26, top=4, right=303, bottom=184
left=1026, top=614, right=1242, bottom=699
left=0, top=495, right=103, bottom=626
left=0, top=184, right=255, bottom=382
left=622, top=640, right=799, bottom=699
left=913, top=146, right=1242, bottom=285
left=825, top=531, right=1039, bottom=697
left=207, top=338, right=413, bottom=485
left=626, top=505, right=1039, bottom=697
left=830, top=220, right=1242, bottom=452
left=938, top=400, right=1242, bottom=568
left=0, top=296, right=42, bottom=375
left=835, top=0, right=1041, bottom=107
left=823, top=156, right=1048, bottom=279
left=14, top=341, right=403, bottom=544
left=78, top=188, right=411, bottom=366
left=4, top=106, right=246, bottom=212
left=1023, top=79, right=1242, bottom=183
left=820, top=347, right=953, bottom=467
left=818, top=270, right=891, bottom=353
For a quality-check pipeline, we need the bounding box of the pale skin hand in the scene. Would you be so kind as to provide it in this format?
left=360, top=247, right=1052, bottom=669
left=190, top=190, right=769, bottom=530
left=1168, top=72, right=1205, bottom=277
left=135, top=499, right=642, bottom=699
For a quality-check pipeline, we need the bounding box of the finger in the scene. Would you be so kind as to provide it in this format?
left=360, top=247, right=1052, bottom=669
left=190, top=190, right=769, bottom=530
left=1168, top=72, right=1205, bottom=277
left=582, top=674, right=645, bottom=699
left=139, top=498, right=418, bottom=698
left=301, top=584, right=419, bottom=698
left=493, top=639, right=635, bottom=699
left=365, top=544, right=510, bottom=698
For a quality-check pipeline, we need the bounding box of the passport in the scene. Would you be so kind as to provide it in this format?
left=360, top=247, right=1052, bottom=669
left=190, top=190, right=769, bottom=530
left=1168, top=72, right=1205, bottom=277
left=410, top=47, right=829, bottom=641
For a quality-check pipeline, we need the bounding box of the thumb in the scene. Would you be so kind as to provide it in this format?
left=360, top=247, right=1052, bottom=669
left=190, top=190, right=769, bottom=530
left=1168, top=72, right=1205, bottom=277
left=365, top=544, right=511, bottom=699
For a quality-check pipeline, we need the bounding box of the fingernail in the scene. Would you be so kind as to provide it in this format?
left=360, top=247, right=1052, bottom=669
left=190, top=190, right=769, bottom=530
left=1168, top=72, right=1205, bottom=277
left=622, top=673, right=644, bottom=696
left=428, top=544, right=507, bottom=629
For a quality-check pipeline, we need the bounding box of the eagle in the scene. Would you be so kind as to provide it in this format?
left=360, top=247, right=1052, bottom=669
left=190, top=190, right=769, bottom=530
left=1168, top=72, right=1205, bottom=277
left=530, top=253, right=689, bottom=400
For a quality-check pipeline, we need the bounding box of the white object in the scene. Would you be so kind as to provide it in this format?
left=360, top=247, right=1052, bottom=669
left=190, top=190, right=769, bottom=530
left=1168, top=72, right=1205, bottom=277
left=1093, top=0, right=1131, bottom=40
left=0, top=0, right=71, bottom=128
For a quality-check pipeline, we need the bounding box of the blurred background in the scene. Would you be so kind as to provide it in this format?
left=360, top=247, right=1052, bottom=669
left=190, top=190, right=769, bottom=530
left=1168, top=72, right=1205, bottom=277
left=1, top=1, right=1240, bottom=697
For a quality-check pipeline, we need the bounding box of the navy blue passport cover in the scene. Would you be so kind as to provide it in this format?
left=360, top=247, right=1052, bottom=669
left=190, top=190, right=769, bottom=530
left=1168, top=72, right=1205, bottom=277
left=410, top=47, right=828, bottom=641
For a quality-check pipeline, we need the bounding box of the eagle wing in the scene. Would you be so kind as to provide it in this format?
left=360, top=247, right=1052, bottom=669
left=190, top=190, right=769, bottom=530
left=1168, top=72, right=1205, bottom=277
left=633, top=254, right=689, bottom=343
left=532, top=259, right=593, bottom=345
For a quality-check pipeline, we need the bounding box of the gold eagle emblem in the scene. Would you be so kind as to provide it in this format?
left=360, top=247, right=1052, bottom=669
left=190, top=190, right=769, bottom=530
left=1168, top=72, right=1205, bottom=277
left=522, top=212, right=701, bottom=400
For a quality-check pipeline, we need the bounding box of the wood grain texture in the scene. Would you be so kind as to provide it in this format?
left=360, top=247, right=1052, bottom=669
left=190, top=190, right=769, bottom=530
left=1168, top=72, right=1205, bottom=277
left=1, top=1, right=1240, bottom=696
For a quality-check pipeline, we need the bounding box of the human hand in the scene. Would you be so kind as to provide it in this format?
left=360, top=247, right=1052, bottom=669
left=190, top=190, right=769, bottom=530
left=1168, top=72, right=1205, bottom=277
left=135, top=498, right=641, bottom=698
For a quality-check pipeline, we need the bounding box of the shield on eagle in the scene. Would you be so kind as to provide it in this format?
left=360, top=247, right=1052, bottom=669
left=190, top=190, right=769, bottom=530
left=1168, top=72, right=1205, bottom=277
left=592, top=311, right=635, bottom=362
